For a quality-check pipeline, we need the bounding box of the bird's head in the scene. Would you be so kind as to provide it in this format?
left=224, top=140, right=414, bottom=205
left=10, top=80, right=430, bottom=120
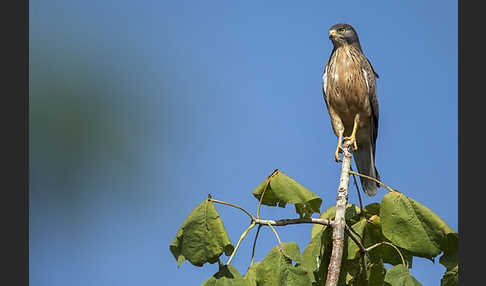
left=328, top=23, right=361, bottom=49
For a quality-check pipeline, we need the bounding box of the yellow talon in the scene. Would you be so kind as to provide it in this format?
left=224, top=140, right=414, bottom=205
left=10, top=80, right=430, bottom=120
left=343, top=136, right=358, bottom=151
left=344, top=115, right=359, bottom=151
left=334, top=133, right=343, bottom=162
left=334, top=149, right=341, bottom=162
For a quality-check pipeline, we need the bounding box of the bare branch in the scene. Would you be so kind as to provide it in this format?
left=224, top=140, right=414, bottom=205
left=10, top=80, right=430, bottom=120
left=250, top=225, right=263, bottom=265
left=348, top=170, right=398, bottom=193
left=349, top=166, right=363, bottom=211
left=325, top=140, right=353, bottom=286
left=254, top=217, right=332, bottom=227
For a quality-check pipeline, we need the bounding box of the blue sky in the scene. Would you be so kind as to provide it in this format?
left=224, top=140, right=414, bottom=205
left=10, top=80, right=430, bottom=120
left=30, top=1, right=457, bottom=285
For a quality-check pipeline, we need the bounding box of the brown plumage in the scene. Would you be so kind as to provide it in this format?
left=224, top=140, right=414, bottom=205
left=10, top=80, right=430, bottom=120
left=322, top=23, right=380, bottom=196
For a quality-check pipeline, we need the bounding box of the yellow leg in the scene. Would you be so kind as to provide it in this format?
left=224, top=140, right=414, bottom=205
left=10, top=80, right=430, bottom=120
left=334, top=132, right=343, bottom=162
left=344, top=116, right=359, bottom=151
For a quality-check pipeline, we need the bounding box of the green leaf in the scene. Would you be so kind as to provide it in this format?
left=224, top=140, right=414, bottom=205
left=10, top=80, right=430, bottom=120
left=281, top=242, right=303, bottom=264
left=254, top=242, right=312, bottom=286
left=252, top=170, right=322, bottom=218
left=363, top=218, right=413, bottom=267
left=381, top=192, right=456, bottom=260
left=304, top=204, right=363, bottom=284
left=440, top=265, right=458, bottom=286
left=302, top=226, right=332, bottom=284
left=384, top=264, right=422, bottom=286
left=343, top=257, right=386, bottom=286
left=363, top=203, right=381, bottom=218
left=170, top=199, right=234, bottom=267
left=243, top=262, right=260, bottom=286
left=439, top=233, right=458, bottom=271
left=338, top=258, right=361, bottom=286
left=368, top=259, right=387, bottom=286
left=345, top=218, right=367, bottom=260
left=368, top=214, right=381, bottom=227
left=201, top=264, right=249, bottom=286
left=344, top=204, right=362, bottom=225
left=302, top=229, right=326, bottom=272
left=311, top=206, right=336, bottom=239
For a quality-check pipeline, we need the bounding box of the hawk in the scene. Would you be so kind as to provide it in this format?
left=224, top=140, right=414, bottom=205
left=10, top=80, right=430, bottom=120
left=322, top=23, right=380, bottom=196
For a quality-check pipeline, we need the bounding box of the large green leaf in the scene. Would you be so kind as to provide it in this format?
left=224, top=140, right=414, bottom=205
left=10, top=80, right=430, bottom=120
left=440, top=265, right=458, bottom=286
left=252, top=170, right=322, bottom=218
left=201, top=264, right=249, bottom=286
left=384, top=265, right=422, bottom=286
left=253, top=242, right=312, bottom=286
left=381, top=192, right=456, bottom=260
left=170, top=199, right=234, bottom=267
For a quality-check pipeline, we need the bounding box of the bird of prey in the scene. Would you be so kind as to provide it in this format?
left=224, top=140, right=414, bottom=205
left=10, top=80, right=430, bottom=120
left=322, top=23, right=380, bottom=196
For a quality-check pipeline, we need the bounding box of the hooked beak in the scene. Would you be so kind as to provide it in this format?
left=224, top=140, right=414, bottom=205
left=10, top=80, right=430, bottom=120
left=329, top=29, right=339, bottom=39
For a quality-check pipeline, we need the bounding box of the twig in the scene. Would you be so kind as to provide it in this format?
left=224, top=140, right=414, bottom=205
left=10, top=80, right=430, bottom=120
left=344, top=224, right=367, bottom=256
left=209, top=198, right=256, bottom=221
left=254, top=217, right=332, bottom=227
left=257, top=180, right=270, bottom=219
left=325, top=140, right=353, bottom=286
left=227, top=222, right=256, bottom=265
left=257, top=169, right=278, bottom=219
left=364, top=241, right=407, bottom=267
left=249, top=217, right=330, bottom=266
left=348, top=171, right=398, bottom=193
left=349, top=166, right=363, bottom=212
left=364, top=242, right=384, bottom=252
left=382, top=242, right=406, bottom=267
left=361, top=254, right=369, bottom=285
left=266, top=222, right=282, bottom=245
left=250, top=225, right=263, bottom=265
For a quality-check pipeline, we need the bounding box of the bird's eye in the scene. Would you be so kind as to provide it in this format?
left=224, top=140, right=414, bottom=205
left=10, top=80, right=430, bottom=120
left=338, top=28, right=346, bottom=33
